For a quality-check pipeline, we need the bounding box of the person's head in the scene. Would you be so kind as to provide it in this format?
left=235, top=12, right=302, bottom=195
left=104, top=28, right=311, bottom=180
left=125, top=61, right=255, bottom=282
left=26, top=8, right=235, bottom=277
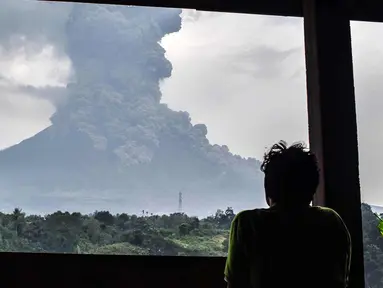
left=260, top=140, right=319, bottom=207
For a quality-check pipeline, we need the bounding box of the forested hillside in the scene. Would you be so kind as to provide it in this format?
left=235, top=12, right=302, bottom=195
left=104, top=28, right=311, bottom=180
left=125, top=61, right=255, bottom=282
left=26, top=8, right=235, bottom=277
left=362, top=203, right=383, bottom=287
left=0, top=203, right=381, bottom=287
left=0, top=206, right=234, bottom=256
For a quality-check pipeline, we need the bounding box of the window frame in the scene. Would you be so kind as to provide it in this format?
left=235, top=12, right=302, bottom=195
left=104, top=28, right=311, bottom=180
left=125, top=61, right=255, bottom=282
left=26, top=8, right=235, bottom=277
left=3, top=0, right=371, bottom=287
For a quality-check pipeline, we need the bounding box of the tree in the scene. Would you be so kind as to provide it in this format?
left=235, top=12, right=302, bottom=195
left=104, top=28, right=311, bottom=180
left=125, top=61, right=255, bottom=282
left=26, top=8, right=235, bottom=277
left=190, top=217, right=200, bottom=230
left=11, top=208, right=25, bottom=237
left=94, top=211, right=115, bottom=226
left=225, top=207, right=235, bottom=222
left=222, top=237, right=229, bottom=252
left=362, top=203, right=383, bottom=287
left=179, top=223, right=190, bottom=236
left=131, top=230, right=144, bottom=245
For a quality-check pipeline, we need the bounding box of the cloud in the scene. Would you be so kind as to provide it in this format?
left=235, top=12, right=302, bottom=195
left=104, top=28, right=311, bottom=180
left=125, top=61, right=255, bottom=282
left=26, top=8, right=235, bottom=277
left=160, top=12, right=308, bottom=159
left=351, top=21, right=383, bottom=205
left=0, top=0, right=72, bottom=52
left=0, top=1, right=72, bottom=150
left=0, top=44, right=69, bottom=148
left=0, top=87, right=54, bottom=149
left=0, top=4, right=382, bottom=207
left=160, top=12, right=383, bottom=206
left=0, top=41, right=71, bottom=88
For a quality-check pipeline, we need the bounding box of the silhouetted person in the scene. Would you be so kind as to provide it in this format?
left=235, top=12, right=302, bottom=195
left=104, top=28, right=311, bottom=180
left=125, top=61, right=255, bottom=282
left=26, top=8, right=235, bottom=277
left=224, top=141, right=351, bottom=288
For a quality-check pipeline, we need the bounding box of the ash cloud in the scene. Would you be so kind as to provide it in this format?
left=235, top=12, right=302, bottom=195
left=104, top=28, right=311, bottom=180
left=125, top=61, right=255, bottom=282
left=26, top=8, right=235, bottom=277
left=2, top=3, right=383, bottom=212
left=0, top=4, right=264, bottom=216
left=0, top=0, right=73, bottom=149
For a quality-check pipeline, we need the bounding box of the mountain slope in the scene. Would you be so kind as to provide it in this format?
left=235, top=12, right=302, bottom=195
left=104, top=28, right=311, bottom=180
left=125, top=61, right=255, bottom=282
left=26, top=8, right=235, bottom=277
left=0, top=5, right=264, bottom=215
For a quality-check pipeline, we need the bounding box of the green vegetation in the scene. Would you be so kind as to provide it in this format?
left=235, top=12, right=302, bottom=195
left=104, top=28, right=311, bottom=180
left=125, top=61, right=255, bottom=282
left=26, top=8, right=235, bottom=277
left=0, top=207, right=234, bottom=256
left=374, top=213, right=383, bottom=236
left=362, top=203, right=383, bottom=287
left=0, top=203, right=382, bottom=286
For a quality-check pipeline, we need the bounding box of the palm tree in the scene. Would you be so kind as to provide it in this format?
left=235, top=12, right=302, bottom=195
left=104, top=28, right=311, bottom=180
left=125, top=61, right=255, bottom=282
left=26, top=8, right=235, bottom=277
left=10, top=208, right=24, bottom=237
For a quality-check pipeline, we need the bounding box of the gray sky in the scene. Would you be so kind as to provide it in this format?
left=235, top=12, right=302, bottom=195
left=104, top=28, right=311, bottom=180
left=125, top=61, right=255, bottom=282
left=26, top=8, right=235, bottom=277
left=0, top=7, right=382, bottom=205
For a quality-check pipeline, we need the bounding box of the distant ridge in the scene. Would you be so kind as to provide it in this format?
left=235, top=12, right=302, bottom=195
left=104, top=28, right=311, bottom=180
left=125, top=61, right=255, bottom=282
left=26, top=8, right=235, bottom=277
left=370, top=204, right=383, bottom=215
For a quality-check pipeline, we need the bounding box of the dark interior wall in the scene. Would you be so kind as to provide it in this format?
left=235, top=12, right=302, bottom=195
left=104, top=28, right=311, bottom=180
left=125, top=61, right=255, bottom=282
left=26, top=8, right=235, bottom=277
left=7, top=1, right=368, bottom=287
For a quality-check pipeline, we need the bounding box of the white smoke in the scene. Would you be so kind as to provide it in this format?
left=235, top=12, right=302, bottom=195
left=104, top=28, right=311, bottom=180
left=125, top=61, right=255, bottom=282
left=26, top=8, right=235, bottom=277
left=160, top=11, right=307, bottom=159
left=0, top=36, right=72, bottom=149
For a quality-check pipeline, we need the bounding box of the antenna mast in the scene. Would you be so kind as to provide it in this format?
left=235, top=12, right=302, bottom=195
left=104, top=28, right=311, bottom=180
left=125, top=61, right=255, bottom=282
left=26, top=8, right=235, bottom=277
left=178, top=191, right=183, bottom=213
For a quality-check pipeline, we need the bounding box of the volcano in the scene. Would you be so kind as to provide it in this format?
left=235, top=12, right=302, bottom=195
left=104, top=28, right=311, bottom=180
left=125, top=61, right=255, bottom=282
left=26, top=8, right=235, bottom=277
left=0, top=5, right=264, bottom=216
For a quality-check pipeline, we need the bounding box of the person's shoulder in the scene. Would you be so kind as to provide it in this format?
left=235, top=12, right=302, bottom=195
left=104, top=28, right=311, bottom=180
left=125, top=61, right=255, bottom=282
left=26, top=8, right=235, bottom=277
left=310, top=206, right=348, bottom=227
left=310, top=206, right=341, bottom=217
left=311, top=206, right=351, bottom=247
left=230, top=209, right=269, bottom=234
left=232, top=208, right=269, bottom=223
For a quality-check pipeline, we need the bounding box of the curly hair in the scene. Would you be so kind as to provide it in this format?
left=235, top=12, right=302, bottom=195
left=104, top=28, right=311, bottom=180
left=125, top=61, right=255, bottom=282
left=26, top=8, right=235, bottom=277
left=261, top=140, right=319, bottom=206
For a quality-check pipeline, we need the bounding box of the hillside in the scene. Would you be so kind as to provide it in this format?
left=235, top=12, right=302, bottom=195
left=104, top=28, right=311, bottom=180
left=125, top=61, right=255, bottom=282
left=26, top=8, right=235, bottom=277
left=370, top=205, right=383, bottom=215
left=0, top=5, right=263, bottom=215
left=0, top=204, right=381, bottom=287
left=0, top=207, right=233, bottom=256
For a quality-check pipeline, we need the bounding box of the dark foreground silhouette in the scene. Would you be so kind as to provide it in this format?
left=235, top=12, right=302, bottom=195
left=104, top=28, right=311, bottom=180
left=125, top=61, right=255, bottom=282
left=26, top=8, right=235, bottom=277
left=225, top=141, right=351, bottom=288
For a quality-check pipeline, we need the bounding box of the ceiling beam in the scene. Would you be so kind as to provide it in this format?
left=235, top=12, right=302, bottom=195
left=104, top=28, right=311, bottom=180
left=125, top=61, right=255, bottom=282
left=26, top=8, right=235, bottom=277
left=43, top=0, right=383, bottom=23
left=42, top=0, right=303, bottom=18
left=349, top=0, right=383, bottom=23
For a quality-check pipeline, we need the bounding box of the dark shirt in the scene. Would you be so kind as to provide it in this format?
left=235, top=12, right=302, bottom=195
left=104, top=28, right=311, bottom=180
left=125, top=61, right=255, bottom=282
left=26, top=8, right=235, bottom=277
left=224, top=205, right=351, bottom=288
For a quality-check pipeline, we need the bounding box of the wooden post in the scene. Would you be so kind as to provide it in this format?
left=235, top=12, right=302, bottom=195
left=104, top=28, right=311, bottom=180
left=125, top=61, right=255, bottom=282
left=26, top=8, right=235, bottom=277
left=303, top=1, right=365, bottom=288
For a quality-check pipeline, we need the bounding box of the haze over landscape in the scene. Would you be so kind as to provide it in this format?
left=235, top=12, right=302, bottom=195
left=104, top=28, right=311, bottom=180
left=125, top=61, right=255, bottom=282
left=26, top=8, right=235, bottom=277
left=1, top=3, right=383, bottom=285
left=0, top=1, right=382, bottom=217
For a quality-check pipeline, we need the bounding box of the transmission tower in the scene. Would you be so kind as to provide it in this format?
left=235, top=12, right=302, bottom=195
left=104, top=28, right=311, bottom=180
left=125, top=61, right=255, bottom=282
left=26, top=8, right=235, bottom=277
left=178, top=191, right=183, bottom=213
